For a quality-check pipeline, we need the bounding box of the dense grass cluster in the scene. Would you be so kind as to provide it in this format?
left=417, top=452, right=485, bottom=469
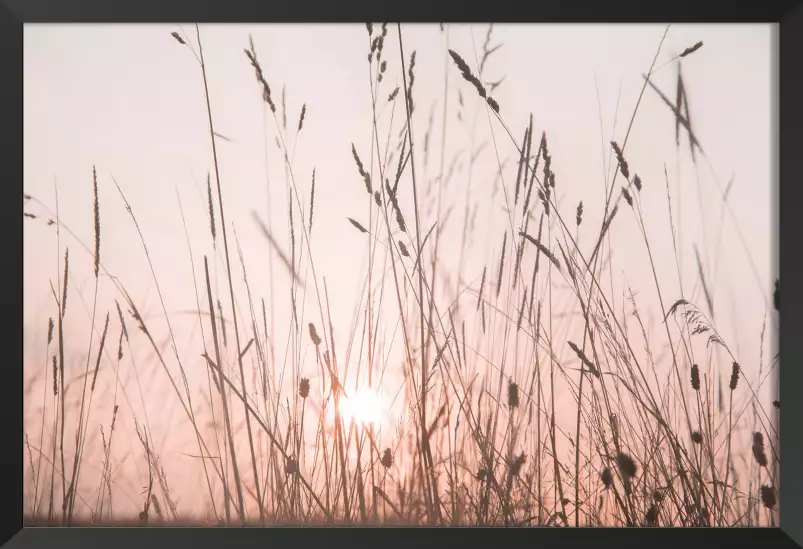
left=22, top=23, right=778, bottom=527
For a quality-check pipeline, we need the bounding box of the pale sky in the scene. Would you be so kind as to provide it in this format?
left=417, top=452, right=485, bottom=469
left=23, top=23, right=776, bottom=520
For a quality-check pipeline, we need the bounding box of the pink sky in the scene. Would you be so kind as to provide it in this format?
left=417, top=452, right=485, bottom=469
left=23, top=23, right=776, bottom=521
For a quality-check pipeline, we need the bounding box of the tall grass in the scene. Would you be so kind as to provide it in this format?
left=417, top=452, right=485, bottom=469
left=22, top=23, right=778, bottom=527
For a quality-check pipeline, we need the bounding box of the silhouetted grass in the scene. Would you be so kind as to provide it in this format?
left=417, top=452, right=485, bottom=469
left=22, top=24, right=778, bottom=528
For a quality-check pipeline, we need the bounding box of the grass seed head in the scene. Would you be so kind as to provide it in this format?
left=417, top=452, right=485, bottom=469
left=348, top=217, right=368, bottom=234
left=308, top=323, right=321, bottom=346
left=622, top=187, right=633, bottom=207
left=645, top=504, right=659, bottom=526
left=729, top=362, right=740, bottom=391
left=206, top=173, right=216, bottom=243
left=93, top=165, right=100, bottom=278
left=615, top=453, right=637, bottom=479
left=285, top=457, right=299, bottom=475
left=752, top=432, right=768, bottom=467
left=601, top=467, right=613, bottom=489
left=61, top=248, right=69, bottom=318
left=510, top=453, right=526, bottom=477
left=611, top=141, right=630, bottom=179
left=52, top=355, right=58, bottom=396
left=507, top=380, right=519, bottom=409
left=760, top=485, right=776, bottom=509
left=487, top=96, right=500, bottom=113
left=298, top=103, right=307, bottom=132
left=679, top=41, right=704, bottom=58
left=381, top=448, right=393, bottom=469
left=690, top=364, right=700, bottom=391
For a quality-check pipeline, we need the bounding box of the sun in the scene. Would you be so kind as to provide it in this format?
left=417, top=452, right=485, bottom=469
left=331, top=388, right=386, bottom=428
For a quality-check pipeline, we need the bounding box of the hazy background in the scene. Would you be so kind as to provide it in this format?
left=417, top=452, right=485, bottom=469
left=23, top=23, right=776, bottom=521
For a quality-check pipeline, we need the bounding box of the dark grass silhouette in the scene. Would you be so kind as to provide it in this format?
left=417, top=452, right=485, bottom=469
left=22, top=23, right=778, bottom=527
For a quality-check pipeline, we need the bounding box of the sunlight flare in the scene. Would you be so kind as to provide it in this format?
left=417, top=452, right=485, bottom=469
left=328, top=387, right=387, bottom=429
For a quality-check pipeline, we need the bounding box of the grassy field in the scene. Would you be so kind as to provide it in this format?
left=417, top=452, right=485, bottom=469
left=22, top=23, right=778, bottom=527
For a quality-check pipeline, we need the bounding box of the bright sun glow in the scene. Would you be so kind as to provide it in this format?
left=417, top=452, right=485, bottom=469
left=330, top=388, right=386, bottom=428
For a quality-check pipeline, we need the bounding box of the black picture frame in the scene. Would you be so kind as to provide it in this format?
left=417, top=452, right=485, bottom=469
left=5, top=1, right=800, bottom=547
